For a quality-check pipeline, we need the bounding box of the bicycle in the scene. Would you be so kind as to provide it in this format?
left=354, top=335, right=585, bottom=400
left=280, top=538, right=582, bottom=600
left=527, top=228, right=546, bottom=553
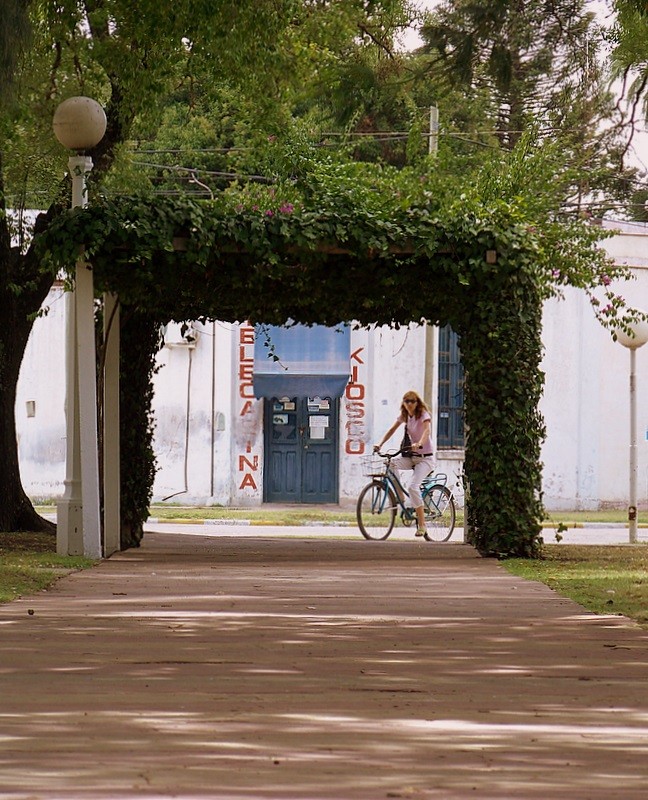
left=356, top=449, right=456, bottom=542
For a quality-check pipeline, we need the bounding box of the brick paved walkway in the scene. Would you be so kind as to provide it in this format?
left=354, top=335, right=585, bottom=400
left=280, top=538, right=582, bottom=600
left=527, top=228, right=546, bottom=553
left=1, top=532, right=647, bottom=799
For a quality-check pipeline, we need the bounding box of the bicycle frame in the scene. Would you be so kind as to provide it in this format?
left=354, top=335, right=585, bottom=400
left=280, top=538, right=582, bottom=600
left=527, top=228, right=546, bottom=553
left=364, top=472, right=404, bottom=515
left=384, top=467, right=409, bottom=509
left=370, top=454, right=423, bottom=517
left=378, top=454, right=462, bottom=514
left=357, top=450, right=459, bottom=542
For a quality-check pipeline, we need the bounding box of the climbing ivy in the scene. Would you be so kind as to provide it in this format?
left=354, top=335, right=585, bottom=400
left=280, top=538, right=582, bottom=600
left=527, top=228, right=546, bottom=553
left=457, top=266, right=546, bottom=557
left=118, top=310, right=160, bottom=550
left=38, top=146, right=631, bottom=557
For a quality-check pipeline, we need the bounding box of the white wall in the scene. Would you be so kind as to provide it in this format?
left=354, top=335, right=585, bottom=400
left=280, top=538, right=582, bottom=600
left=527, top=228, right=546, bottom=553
left=540, top=221, right=648, bottom=509
left=16, top=222, right=648, bottom=510
left=15, top=284, right=66, bottom=499
left=340, top=324, right=428, bottom=504
left=150, top=320, right=431, bottom=507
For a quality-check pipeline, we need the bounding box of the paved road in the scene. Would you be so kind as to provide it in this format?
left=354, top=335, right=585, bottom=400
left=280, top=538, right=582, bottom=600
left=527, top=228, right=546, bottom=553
left=45, top=508, right=648, bottom=545
left=144, top=519, right=648, bottom=546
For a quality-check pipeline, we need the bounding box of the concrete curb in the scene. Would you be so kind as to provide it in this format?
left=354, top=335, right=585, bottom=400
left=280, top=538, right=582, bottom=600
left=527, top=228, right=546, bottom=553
left=545, top=521, right=648, bottom=529
left=145, top=517, right=355, bottom=527
left=48, top=511, right=644, bottom=532
left=145, top=516, right=643, bottom=529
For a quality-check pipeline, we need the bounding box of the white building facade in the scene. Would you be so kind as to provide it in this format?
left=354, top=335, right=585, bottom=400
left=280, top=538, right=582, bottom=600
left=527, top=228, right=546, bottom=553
left=16, top=222, right=648, bottom=511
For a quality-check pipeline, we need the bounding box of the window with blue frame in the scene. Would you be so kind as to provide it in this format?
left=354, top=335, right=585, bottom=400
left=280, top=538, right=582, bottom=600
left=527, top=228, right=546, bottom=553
left=253, top=323, right=350, bottom=400
left=437, top=325, right=465, bottom=449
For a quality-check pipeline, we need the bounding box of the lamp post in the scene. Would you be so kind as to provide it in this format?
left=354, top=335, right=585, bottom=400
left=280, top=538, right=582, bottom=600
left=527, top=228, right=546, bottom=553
left=615, top=317, right=648, bottom=543
left=53, top=97, right=106, bottom=558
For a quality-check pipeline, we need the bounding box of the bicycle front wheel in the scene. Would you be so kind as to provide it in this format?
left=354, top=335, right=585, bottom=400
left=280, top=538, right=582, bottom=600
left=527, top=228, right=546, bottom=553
left=356, top=481, right=397, bottom=540
left=422, top=484, right=455, bottom=542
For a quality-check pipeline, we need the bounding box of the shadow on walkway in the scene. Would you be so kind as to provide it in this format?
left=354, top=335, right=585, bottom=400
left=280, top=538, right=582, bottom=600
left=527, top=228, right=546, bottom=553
left=0, top=533, right=647, bottom=799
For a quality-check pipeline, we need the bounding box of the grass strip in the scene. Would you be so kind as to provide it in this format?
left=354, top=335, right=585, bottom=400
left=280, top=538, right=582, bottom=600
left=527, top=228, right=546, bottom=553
left=0, top=532, right=96, bottom=604
left=35, top=503, right=643, bottom=526
left=503, top=545, right=648, bottom=628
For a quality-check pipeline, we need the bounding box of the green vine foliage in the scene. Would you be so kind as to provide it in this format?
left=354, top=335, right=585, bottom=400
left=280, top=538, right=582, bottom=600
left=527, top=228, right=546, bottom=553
left=38, top=146, right=630, bottom=557
left=118, top=310, right=160, bottom=549
left=457, top=270, right=546, bottom=558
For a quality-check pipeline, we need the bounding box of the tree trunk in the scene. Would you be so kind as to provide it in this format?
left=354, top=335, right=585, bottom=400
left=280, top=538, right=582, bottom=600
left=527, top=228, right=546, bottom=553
left=0, top=244, right=56, bottom=535
left=0, top=82, right=132, bottom=538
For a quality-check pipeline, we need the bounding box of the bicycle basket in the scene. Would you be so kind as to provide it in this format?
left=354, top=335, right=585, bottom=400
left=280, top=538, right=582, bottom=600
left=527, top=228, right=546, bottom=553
left=361, top=455, right=386, bottom=477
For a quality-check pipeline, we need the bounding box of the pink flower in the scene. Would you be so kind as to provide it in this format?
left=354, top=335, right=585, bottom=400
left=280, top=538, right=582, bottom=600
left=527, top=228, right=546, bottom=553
left=265, top=210, right=274, bottom=217
left=279, top=203, right=294, bottom=214
left=600, top=274, right=611, bottom=286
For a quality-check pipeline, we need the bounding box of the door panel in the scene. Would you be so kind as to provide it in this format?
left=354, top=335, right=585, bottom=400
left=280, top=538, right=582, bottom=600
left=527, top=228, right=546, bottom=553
left=264, top=397, right=338, bottom=503
left=267, top=450, right=299, bottom=499
left=303, top=450, right=334, bottom=498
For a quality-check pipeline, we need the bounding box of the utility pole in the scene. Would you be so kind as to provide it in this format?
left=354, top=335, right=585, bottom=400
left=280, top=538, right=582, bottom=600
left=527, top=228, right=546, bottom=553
left=424, top=104, right=439, bottom=454
left=428, top=105, right=439, bottom=155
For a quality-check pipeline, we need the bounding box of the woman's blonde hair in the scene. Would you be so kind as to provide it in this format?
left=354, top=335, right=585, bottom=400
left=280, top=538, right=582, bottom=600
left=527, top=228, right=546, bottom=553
left=400, top=390, right=429, bottom=420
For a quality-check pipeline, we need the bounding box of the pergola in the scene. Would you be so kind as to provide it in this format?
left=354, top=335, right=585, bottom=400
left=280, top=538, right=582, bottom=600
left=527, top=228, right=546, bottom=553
left=45, top=99, right=605, bottom=561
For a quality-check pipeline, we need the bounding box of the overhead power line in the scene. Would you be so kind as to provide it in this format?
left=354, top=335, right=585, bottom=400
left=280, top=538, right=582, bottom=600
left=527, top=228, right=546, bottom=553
left=131, top=160, right=274, bottom=184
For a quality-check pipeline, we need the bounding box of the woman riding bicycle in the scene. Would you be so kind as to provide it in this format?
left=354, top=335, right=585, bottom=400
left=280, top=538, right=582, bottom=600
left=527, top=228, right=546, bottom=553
left=374, top=390, right=434, bottom=537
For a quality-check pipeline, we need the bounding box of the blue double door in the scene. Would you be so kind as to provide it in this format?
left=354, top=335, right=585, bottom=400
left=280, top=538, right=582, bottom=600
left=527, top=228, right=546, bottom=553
left=264, top=397, right=339, bottom=503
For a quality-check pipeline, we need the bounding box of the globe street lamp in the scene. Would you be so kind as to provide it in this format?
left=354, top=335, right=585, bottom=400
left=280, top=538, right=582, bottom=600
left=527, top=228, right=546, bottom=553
left=615, top=317, right=648, bottom=543
left=53, top=97, right=106, bottom=559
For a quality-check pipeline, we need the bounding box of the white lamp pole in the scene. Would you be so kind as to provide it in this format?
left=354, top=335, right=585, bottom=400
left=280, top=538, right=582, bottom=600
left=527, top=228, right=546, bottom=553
left=615, top=318, right=648, bottom=543
left=53, top=97, right=107, bottom=559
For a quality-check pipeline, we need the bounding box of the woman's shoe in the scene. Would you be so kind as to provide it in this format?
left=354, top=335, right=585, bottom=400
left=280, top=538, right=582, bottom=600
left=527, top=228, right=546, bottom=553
left=415, top=528, right=426, bottom=537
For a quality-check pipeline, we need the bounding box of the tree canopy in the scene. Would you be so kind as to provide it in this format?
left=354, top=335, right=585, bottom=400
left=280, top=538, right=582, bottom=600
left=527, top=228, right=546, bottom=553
left=418, top=0, right=639, bottom=215
left=38, top=142, right=624, bottom=558
left=0, top=0, right=417, bottom=534
left=1, top=0, right=643, bottom=553
left=612, top=0, right=648, bottom=162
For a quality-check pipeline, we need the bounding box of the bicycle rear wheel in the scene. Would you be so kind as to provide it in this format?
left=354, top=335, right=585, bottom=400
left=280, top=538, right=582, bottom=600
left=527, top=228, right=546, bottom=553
left=422, top=484, right=455, bottom=542
left=356, top=481, right=397, bottom=540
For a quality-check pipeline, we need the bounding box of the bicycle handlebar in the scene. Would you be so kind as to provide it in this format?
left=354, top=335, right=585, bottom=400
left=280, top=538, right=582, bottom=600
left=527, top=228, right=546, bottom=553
left=373, top=446, right=429, bottom=459
left=373, top=448, right=400, bottom=459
